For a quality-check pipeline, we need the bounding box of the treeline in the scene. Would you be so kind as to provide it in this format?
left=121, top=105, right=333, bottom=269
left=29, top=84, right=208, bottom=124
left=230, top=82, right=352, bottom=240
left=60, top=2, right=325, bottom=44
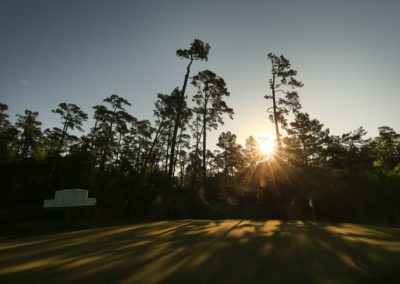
left=0, top=39, right=399, bottom=226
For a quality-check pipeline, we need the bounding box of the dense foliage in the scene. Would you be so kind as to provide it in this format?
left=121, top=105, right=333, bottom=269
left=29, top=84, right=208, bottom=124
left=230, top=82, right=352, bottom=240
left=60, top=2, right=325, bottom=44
left=1, top=40, right=399, bottom=226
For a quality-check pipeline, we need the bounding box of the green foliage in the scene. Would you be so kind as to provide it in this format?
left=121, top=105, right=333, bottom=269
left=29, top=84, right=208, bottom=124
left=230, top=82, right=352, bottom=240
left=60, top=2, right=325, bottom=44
left=176, top=38, right=210, bottom=61
left=373, top=126, right=400, bottom=173
left=283, top=112, right=329, bottom=166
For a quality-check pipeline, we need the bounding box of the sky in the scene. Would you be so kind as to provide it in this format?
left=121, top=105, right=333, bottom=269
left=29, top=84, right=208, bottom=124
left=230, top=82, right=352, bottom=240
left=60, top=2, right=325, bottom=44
left=1, top=0, right=399, bottom=148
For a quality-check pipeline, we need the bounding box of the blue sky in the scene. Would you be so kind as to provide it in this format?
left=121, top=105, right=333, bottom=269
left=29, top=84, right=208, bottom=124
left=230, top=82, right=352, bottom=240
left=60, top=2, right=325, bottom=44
left=1, top=0, right=399, bottom=147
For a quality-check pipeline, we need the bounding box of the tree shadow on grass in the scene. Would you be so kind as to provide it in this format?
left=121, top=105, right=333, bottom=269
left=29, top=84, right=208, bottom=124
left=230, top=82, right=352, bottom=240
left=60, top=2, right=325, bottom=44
left=0, top=220, right=399, bottom=283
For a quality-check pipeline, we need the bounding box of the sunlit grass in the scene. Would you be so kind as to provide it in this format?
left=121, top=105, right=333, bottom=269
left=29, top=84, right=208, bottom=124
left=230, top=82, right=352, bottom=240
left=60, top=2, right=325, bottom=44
left=0, top=220, right=399, bottom=283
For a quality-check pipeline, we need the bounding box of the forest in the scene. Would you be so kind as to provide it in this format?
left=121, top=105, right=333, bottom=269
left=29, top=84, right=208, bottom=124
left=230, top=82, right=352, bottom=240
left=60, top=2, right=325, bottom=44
left=1, top=39, right=399, bottom=227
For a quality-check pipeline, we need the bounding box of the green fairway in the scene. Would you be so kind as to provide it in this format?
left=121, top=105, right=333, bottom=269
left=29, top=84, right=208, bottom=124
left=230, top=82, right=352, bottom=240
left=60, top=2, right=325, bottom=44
left=0, top=220, right=399, bottom=283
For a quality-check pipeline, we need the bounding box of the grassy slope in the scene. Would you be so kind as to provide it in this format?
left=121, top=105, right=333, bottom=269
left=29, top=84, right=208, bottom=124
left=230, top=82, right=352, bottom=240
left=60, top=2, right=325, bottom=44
left=0, top=220, right=399, bottom=284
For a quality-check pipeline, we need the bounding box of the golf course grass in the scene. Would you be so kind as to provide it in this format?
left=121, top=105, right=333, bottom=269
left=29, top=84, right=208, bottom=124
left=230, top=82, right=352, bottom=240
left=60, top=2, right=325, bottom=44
left=0, top=220, right=399, bottom=283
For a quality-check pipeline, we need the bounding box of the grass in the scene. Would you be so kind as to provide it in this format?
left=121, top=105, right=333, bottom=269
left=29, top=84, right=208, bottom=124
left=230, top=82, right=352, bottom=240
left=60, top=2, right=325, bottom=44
left=0, top=220, right=399, bottom=283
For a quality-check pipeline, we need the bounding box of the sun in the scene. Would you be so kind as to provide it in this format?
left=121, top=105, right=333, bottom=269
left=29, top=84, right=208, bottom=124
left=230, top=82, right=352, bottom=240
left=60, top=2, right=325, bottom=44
left=257, top=137, right=275, bottom=155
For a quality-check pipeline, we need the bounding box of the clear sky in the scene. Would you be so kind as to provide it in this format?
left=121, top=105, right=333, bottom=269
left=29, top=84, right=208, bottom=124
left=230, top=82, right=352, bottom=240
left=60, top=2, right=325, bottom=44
left=1, top=0, right=399, bottom=147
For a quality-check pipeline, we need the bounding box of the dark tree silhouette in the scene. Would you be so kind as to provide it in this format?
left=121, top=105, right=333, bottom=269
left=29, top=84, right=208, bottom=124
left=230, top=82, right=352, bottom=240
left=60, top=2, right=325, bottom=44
left=0, top=103, right=18, bottom=159
left=191, top=69, right=233, bottom=184
left=15, top=109, right=42, bottom=159
left=373, top=126, right=400, bottom=172
left=216, top=131, right=244, bottom=191
left=98, top=94, right=131, bottom=173
left=1, top=50, right=399, bottom=227
left=168, top=39, right=210, bottom=181
left=284, top=112, right=329, bottom=166
left=265, top=53, right=303, bottom=154
left=52, top=103, right=88, bottom=155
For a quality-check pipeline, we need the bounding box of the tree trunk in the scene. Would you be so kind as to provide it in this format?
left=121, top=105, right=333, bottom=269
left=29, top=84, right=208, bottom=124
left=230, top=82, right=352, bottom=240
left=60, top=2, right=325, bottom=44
left=115, top=131, right=122, bottom=165
left=136, top=139, right=142, bottom=172
left=48, top=120, right=68, bottom=188
left=90, top=119, right=98, bottom=151
left=99, top=107, right=117, bottom=174
left=224, top=167, right=228, bottom=192
left=57, top=120, right=69, bottom=154
left=271, top=73, right=282, bottom=154
left=172, top=128, right=183, bottom=178
left=165, top=126, right=171, bottom=176
left=90, top=119, right=99, bottom=168
left=142, top=120, right=165, bottom=173
left=202, top=109, right=207, bottom=185
left=191, top=118, right=202, bottom=191
left=168, top=58, right=193, bottom=181
left=180, top=161, right=184, bottom=190
left=301, top=139, right=308, bottom=165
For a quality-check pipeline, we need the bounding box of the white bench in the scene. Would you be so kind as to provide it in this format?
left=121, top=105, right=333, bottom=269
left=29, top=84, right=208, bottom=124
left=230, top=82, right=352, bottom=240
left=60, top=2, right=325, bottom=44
left=43, top=189, right=96, bottom=208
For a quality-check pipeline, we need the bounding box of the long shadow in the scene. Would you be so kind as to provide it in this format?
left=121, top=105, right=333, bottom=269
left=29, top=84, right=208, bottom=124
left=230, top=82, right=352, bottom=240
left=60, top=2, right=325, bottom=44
left=0, top=220, right=399, bottom=284
left=162, top=220, right=243, bottom=282
left=164, top=221, right=400, bottom=283
left=0, top=220, right=226, bottom=283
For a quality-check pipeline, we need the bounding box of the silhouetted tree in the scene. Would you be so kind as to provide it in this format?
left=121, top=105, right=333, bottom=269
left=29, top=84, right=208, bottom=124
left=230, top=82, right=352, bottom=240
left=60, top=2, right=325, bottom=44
left=326, top=127, right=372, bottom=172
left=43, top=127, right=63, bottom=153
left=243, top=136, right=262, bottom=169
left=134, top=119, right=154, bottom=172
left=15, top=109, right=42, bottom=158
left=373, top=126, right=400, bottom=173
left=0, top=103, right=18, bottom=159
left=168, top=39, right=210, bottom=181
left=265, top=53, right=303, bottom=154
left=115, top=111, right=136, bottom=166
left=283, top=112, right=329, bottom=166
left=51, top=103, right=88, bottom=155
left=189, top=111, right=203, bottom=190
left=216, top=131, right=244, bottom=191
left=89, top=105, right=108, bottom=151
left=98, top=94, right=131, bottom=173
left=1, top=52, right=400, bottom=226
left=141, top=92, right=175, bottom=173
left=191, top=70, right=234, bottom=184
